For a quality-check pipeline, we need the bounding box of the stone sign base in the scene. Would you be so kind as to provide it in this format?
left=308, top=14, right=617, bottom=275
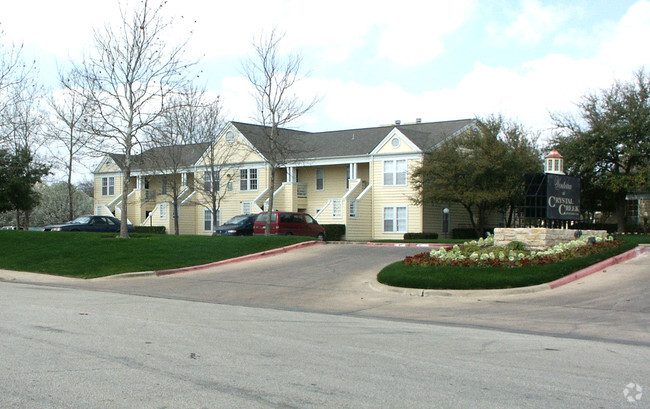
left=493, top=228, right=607, bottom=250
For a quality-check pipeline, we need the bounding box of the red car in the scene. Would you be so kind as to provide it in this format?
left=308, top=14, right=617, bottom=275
left=253, top=211, right=325, bottom=240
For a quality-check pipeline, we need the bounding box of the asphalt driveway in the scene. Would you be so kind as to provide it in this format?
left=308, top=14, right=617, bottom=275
left=2, top=243, right=648, bottom=345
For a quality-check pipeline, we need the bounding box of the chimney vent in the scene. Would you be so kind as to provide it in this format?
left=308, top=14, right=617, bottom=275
left=416, top=118, right=422, bottom=124
left=395, top=120, right=401, bottom=125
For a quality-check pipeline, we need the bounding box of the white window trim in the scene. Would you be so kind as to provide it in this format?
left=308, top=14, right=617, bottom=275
left=349, top=199, right=357, bottom=218
left=240, top=168, right=258, bottom=191
left=331, top=199, right=342, bottom=218
left=204, top=209, right=212, bottom=232
left=160, top=203, right=168, bottom=220
left=242, top=201, right=252, bottom=215
left=383, top=205, right=408, bottom=233
left=383, top=159, right=407, bottom=186
left=102, top=176, right=115, bottom=196
left=204, top=209, right=219, bottom=231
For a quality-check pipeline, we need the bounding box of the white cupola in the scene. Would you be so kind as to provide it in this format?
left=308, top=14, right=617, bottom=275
left=544, top=149, right=564, bottom=175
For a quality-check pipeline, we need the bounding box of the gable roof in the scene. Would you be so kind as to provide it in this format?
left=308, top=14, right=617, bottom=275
left=231, top=118, right=474, bottom=160
left=100, top=119, right=475, bottom=172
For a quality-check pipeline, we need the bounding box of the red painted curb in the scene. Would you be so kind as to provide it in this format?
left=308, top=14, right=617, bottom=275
left=155, top=240, right=325, bottom=276
left=366, top=242, right=453, bottom=249
left=548, top=246, right=646, bottom=289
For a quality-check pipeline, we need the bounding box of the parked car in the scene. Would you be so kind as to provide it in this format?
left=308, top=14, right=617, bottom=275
left=42, top=215, right=135, bottom=233
left=253, top=211, right=325, bottom=240
left=213, top=214, right=258, bottom=236
left=1, top=226, right=21, bottom=230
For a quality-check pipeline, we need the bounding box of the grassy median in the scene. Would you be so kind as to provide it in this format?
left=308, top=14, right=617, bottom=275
left=0, top=231, right=311, bottom=279
left=377, top=235, right=648, bottom=290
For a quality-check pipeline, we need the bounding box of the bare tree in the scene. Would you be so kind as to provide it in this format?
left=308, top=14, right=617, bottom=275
left=0, top=29, right=36, bottom=145
left=242, top=29, right=317, bottom=234
left=46, top=71, right=94, bottom=221
left=71, top=0, right=195, bottom=238
left=144, top=89, right=208, bottom=235
left=194, top=101, right=251, bottom=231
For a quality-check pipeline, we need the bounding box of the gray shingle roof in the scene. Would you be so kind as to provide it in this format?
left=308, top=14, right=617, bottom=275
left=105, top=119, right=475, bottom=170
left=232, top=119, right=474, bottom=160
left=109, top=142, right=211, bottom=171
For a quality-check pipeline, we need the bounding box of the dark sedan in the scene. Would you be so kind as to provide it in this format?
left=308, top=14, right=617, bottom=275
left=43, top=215, right=135, bottom=232
left=212, top=214, right=257, bottom=236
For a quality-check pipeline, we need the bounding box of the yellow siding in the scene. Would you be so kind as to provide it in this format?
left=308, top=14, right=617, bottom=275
left=299, top=165, right=349, bottom=217
left=97, top=158, right=120, bottom=173
left=344, top=188, right=373, bottom=241
left=177, top=204, right=197, bottom=235
left=198, top=134, right=262, bottom=166
left=375, top=135, right=419, bottom=155
left=93, top=175, right=123, bottom=204
left=370, top=158, right=423, bottom=239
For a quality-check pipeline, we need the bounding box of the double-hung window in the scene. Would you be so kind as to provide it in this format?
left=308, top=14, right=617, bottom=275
left=240, top=169, right=258, bottom=191
left=316, top=167, right=324, bottom=190
left=383, top=159, right=407, bottom=186
left=383, top=206, right=407, bottom=233
left=204, top=209, right=219, bottom=231
left=101, top=177, right=115, bottom=196
left=204, top=171, right=219, bottom=192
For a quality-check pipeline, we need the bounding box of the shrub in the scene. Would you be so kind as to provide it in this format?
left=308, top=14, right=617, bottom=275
left=322, top=224, right=345, bottom=241
left=452, top=228, right=478, bottom=239
left=403, top=232, right=439, bottom=240
left=505, top=240, right=528, bottom=251
left=134, top=225, right=166, bottom=234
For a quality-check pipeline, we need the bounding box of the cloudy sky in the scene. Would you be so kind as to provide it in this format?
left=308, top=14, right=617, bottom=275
left=2, top=0, right=649, bottom=141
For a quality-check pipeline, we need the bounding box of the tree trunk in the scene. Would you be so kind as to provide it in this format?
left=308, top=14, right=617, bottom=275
left=462, top=204, right=480, bottom=238
left=615, top=194, right=627, bottom=233
left=265, top=165, right=276, bottom=236
left=68, top=156, right=74, bottom=221
left=120, top=168, right=131, bottom=238
left=173, top=199, right=180, bottom=235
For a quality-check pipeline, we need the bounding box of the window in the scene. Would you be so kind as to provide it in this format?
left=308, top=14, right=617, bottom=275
left=225, top=130, right=235, bottom=144
left=242, top=201, right=252, bottom=215
left=203, top=209, right=220, bottom=231
left=316, top=167, right=324, bottom=190
left=383, top=160, right=407, bottom=185
left=204, top=171, right=219, bottom=192
left=331, top=199, right=342, bottom=217
left=101, top=177, right=115, bottom=196
left=346, top=165, right=350, bottom=189
left=349, top=200, right=357, bottom=217
left=240, top=168, right=258, bottom=191
left=383, top=206, right=407, bottom=233
left=204, top=210, right=212, bottom=231
left=160, top=203, right=168, bottom=220
left=161, top=179, right=168, bottom=195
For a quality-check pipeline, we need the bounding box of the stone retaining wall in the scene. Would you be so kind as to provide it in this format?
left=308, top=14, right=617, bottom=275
left=493, top=228, right=608, bottom=250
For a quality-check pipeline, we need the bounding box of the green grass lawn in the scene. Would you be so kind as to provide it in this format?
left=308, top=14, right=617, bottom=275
left=0, top=231, right=311, bottom=279
left=377, top=235, right=649, bottom=290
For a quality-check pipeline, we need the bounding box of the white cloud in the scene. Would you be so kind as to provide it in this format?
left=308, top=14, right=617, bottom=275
left=502, top=0, right=568, bottom=44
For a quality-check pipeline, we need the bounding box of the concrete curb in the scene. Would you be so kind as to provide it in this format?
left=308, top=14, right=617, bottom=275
left=547, top=245, right=646, bottom=289
left=366, top=242, right=453, bottom=249
left=373, top=245, right=647, bottom=297
left=154, top=240, right=326, bottom=277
